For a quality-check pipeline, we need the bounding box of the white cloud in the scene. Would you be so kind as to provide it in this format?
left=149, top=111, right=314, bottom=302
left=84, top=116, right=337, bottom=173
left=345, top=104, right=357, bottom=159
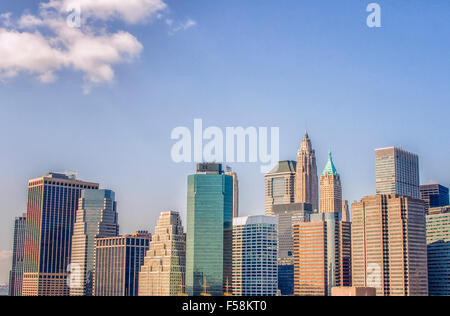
left=45, top=0, right=167, bottom=24
left=0, top=0, right=195, bottom=92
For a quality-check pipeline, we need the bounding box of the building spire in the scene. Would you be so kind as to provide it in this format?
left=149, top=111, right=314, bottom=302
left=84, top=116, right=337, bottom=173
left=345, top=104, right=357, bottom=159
left=322, top=151, right=337, bottom=176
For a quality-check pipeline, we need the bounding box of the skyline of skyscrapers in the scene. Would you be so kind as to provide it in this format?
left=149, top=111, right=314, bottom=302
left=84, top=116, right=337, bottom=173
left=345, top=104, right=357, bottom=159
left=22, top=172, right=99, bottom=296
left=69, top=189, right=119, bottom=296
left=138, top=211, right=186, bottom=296
left=5, top=130, right=449, bottom=297
left=185, top=163, right=233, bottom=296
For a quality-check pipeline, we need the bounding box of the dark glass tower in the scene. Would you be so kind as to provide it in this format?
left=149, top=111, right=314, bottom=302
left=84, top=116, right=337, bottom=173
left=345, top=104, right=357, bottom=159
left=9, top=214, right=26, bottom=296
left=185, top=163, right=233, bottom=296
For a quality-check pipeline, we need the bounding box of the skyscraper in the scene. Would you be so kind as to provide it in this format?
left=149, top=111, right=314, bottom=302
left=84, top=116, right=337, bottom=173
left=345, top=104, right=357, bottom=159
left=352, top=194, right=428, bottom=296
left=8, top=214, right=26, bottom=296
left=186, top=163, right=233, bottom=296
left=293, top=212, right=351, bottom=296
left=426, top=207, right=450, bottom=296
left=265, top=161, right=296, bottom=216
left=420, top=184, right=449, bottom=210
left=22, top=172, right=99, bottom=296
left=225, top=167, right=239, bottom=218
left=272, top=203, right=312, bottom=296
left=232, top=216, right=278, bottom=296
left=319, top=152, right=342, bottom=214
left=94, top=231, right=151, bottom=296
left=69, top=189, right=119, bottom=296
left=138, top=211, right=185, bottom=296
left=295, top=131, right=318, bottom=212
left=375, top=147, right=420, bottom=199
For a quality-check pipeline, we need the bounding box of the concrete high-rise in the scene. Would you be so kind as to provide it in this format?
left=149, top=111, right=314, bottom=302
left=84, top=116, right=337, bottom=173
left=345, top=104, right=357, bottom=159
left=272, top=203, right=312, bottom=296
left=22, top=172, right=99, bottom=296
left=232, top=216, right=278, bottom=296
left=225, top=167, right=239, bottom=218
left=186, top=163, right=233, bottom=296
left=319, top=152, right=342, bottom=214
left=8, top=214, right=26, bottom=296
left=293, top=212, right=351, bottom=296
left=265, top=161, right=296, bottom=216
left=69, top=189, right=119, bottom=296
left=295, top=131, right=318, bottom=212
left=138, top=211, right=185, bottom=296
left=420, top=184, right=449, bottom=211
left=94, top=231, right=151, bottom=296
left=426, top=207, right=450, bottom=296
left=375, top=147, right=420, bottom=199
left=352, top=194, right=428, bottom=296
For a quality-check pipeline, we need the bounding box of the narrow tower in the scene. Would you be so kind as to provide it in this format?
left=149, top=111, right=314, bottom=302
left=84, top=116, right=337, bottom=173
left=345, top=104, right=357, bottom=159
left=295, top=131, right=319, bottom=212
left=319, top=152, right=342, bottom=214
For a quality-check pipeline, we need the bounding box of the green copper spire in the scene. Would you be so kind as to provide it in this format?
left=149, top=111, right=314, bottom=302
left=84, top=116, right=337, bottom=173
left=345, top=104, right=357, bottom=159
left=322, top=151, right=337, bottom=176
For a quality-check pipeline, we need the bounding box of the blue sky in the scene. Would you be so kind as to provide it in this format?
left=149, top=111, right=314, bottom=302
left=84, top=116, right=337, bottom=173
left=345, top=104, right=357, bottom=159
left=0, top=0, right=449, bottom=283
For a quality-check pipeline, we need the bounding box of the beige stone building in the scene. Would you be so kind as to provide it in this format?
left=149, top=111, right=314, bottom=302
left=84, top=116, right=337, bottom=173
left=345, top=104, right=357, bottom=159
left=351, top=194, right=428, bottom=296
left=295, top=131, right=318, bottom=212
left=138, top=211, right=185, bottom=296
left=225, top=168, right=239, bottom=218
left=319, top=152, right=342, bottom=214
left=265, top=161, right=296, bottom=216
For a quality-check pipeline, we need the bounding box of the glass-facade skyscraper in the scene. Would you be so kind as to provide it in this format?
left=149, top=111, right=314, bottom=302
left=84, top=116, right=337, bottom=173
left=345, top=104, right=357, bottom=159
left=9, top=214, right=26, bottom=296
left=185, top=163, right=233, bottom=296
left=69, top=189, right=119, bottom=296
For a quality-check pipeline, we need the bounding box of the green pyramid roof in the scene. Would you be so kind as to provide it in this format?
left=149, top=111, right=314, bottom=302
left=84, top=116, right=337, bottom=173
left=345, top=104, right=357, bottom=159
left=322, top=152, right=337, bottom=176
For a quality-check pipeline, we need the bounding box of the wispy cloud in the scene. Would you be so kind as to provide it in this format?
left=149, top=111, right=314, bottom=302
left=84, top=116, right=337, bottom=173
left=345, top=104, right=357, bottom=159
left=0, top=0, right=168, bottom=93
left=168, top=18, right=197, bottom=35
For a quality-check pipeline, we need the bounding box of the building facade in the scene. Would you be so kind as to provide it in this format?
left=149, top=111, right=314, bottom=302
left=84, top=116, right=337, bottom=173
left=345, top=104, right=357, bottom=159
left=272, top=203, right=312, bottom=295
left=232, top=216, right=278, bottom=296
left=8, top=214, right=26, bottom=296
left=319, top=152, right=342, bottom=214
left=69, top=189, right=119, bottom=296
left=420, top=184, right=449, bottom=211
left=22, top=172, right=99, bottom=296
left=352, top=194, right=428, bottom=296
left=375, top=147, right=420, bottom=199
left=94, top=231, right=151, bottom=296
left=293, top=212, right=351, bottom=296
left=295, top=131, right=319, bottom=212
left=265, top=161, right=296, bottom=216
left=225, top=167, right=239, bottom=218
left=426, top=206, right=450, bottom=296
left=186, top=163, right=233, bottom=296
left=139, top=211, right=185, bottom=296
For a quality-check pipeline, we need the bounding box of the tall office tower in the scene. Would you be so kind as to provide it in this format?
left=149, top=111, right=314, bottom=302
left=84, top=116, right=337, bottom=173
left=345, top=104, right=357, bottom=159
left=225, top=167, right=239, bottom=218
left=375, top=147, right=420, bottom=199
left=94, top=231, right=151, bottom=296
left=232, top=216, right=278, bottom=296
left=342, top=200, right=350, bottom=222
left=138, top=211, right=185, bottom=296
left=426, top=207, right=450, bottom=296
left=69, top=189, right=119, bottom=296
left=186, top=163, right=233, bottom=296
left=295, top=131, right=319, bottom=212
left=351, top=195, right=428, bottom=296
left=265, top=161, right=296, bottom=216
left=22, top=172, right=99, bottom=296
left=272, top=203, right=312, bottom=296
left=319, top=152, right=342, bottom=214
left=420, top=184, right=449, bottom=211
left=8, top=214, right=26, bottom=296
left=293, top=212, right=351, bottom=296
